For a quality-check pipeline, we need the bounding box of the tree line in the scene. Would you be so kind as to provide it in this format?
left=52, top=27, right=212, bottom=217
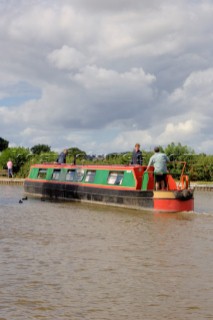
left=0, top=137, right=213, bottom=181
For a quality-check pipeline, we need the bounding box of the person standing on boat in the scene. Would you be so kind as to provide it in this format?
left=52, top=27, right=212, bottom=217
left=56, top=149, right=68, bottom=164
left=146, top=146, right=170, bottom=190
left=7, top=159, right=13, bottom=178
left=130, top=143, right=143, bottom=165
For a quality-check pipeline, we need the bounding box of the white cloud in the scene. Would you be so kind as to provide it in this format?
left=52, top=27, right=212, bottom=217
left=105, top=130, right=153, bottom=152
left=158, top=120, right=201, bottom=145
left=48, top=46, right=86, bottom=70
left=0, top=0, right=213, bottom=154
left=168, top=68, right=213, bottom=123
left=73, top=65, right=155, bottom=89
left=0, top=106, right=18, bottom=124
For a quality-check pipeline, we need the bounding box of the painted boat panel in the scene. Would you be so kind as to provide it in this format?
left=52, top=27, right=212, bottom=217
left=24, top=163, right=194, bottom=212
left=154, top=198, right=194, bottom=212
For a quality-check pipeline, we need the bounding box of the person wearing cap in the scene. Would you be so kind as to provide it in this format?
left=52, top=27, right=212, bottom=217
left=130, top=143, right=143, bottom=165
left=146, top=146, right=170, bottom=190
left=56, top=149, right=68, bottom=164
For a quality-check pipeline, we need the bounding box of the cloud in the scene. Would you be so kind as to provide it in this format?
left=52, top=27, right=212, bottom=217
left=73, top=65, right=155, bottom=89
left=170, top=68, right=213, bottom=109
left=157, top=120, right=202, bottom=146
left=0, top=0, right=213, bottom=154
left=48, top=46, right=87, bottom=70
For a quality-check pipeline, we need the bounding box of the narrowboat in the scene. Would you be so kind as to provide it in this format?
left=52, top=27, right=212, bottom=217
left=24, top=163, right=194, bottom=212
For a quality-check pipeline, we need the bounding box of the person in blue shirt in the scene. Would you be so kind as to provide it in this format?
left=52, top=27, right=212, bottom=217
left=56, top=149, right=68, bottom=164
left=130, top=143, right=143, bottom=165
left=146, top=146, right=170, bottom=190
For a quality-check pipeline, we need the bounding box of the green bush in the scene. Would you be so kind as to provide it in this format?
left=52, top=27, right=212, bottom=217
left=0, top=143, right=213, bottom=181
left=0, top=147, right=30, bottom=175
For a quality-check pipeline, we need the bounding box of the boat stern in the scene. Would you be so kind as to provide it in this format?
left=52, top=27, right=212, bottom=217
left=153, top=189, right=194, bottom=212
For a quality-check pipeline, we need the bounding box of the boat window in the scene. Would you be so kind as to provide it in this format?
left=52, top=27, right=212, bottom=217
left=66, top=170, right=76, bottom=181
left=38, top=169, right=47, bottom=179
left=107, top=172, right=124, bottom=185
left=75, top=169, right=85, bottom=182
left=85, top=170, right=96, bottom=183
left=52, top=169, right=61, bottom=180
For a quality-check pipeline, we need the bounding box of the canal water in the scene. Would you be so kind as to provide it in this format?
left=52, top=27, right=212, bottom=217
left=0, top=185, right=212, bottom=320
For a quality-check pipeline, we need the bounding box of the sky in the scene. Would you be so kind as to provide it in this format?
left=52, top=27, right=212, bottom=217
left=0, top=0, right=213, bottom=155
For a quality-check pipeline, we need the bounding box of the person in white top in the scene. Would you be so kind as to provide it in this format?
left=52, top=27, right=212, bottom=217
left=146, top=147, right=170, bottom=190
left=7, top=159, right=13, bottom=178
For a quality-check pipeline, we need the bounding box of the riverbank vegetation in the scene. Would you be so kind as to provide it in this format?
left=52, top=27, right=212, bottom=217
left=0, top=138, right=212, bottom=181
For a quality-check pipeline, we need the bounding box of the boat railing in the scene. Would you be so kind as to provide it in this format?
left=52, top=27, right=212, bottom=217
left=168, top=161, right=192, bottom=190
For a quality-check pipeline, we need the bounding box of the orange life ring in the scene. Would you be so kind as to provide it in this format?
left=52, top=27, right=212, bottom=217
left=180, top=175, right=189, bottom=190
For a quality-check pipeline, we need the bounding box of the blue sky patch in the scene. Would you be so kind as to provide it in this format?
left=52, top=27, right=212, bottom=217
left=0, top=81, right=41, bottom=107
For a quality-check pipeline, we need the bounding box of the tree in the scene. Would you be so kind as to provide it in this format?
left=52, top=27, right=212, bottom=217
left=31, top=144, right=51, bottom=155
left=0, top=137, right=9, bottom=152
left=165, top=142, right=195, bottom=160
left=68, top=147, right=86, bottom=157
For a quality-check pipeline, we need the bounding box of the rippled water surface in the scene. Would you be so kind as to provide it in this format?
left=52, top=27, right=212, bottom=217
left=0, top=185, right=213, bottom=319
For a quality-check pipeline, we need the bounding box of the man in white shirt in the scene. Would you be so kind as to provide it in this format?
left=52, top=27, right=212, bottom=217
left=146, top=147, right=170, bottom=190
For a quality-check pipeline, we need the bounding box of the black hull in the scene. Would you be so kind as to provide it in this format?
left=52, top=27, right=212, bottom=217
left=24, top=180, right=154, bottom=210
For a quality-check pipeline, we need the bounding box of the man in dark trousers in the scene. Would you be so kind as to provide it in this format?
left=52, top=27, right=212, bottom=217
left=146, top=146, right=170, bottom=190
left=130, top=143, right=142, bottom=165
